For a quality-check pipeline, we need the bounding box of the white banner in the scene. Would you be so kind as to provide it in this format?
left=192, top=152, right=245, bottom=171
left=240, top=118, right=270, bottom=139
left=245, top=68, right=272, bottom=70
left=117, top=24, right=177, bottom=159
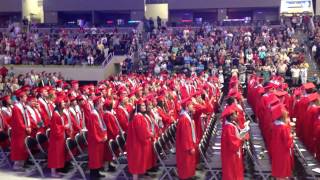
left=280, top=0, right=314, bottom=16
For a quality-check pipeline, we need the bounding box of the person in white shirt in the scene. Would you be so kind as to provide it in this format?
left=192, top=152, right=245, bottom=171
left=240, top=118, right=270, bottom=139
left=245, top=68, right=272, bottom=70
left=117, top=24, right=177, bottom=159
left=300, top=63, right=309, bottom=84
left=291, top=65, right=300, bottom=86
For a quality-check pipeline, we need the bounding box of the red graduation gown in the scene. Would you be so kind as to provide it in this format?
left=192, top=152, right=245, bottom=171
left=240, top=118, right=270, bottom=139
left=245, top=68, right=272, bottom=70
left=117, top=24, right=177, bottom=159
left=38, top=98, right=51, bottom=127
left=48, top=111, right=67, bottom=168
left=0, top=108, right=11, bottom=148
left=295, top=96, right=312, bottom=138
left=144, top=113, right=157, bottom=170
left=302, top=105, right=319, bottom=150
left=221, top=121, right=244, bottom=180
left=176, top=113, right=196, bottom=179
left=193, top=103, right=208, bottom=144
left=312, top=113, right=320, bottom=161
left=157, top=107, right=172, bottom=130
left=126, top=113, right=152, bottom=174
left=270, top=120, right=294, bottom=178
left=103, top=111, right=120, bottom=161
left=10, top=103, right=29, bottom=161
left=115, top=106, right=129, bottom=132
left=88, top=110, right=107, bottom=169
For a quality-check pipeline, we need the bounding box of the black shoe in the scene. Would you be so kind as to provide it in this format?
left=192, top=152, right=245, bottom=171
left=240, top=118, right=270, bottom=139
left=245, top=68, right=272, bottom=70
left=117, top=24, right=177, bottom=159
left=107, top=164, right=116, bottom=172
left=56, top=167, right=69, bottom=174
left=90, top=169, right=105, bottom=180
left=147, top=167, right=159, bottom=173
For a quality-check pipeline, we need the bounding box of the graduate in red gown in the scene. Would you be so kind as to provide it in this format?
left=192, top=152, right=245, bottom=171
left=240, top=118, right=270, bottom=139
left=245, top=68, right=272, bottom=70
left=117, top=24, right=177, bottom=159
left=102, top=99, right=120, bottom=172
left=221, top=106, right=246, bottom=180
left=25, top=96, right=45, bottom=137
left=0, top=95, right=12, bottom=149
left=270, top=104, right=294, bottom=179
left=176, top=98, right=197, bottom=179
left=88, top=96, right=108, bottom=179
left=47, top=97, right=68, bottom=177
left=115, top=96, right=131, bottom=132
left=38, top=87, right=52, bottom=127
left=127, top=99, right=153, bottom=180
left=312, top=108, right=320, bottom=161
left=145, top=99, right=158, bottom=172
left=10, top=89, right=30, bottom=170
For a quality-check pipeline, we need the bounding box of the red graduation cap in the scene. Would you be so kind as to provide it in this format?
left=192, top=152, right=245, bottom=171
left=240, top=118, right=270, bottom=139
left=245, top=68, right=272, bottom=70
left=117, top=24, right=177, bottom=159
left=271, top=104, right=286, bottom=122
left=273, top=90, right=288, bottom=98
left=15, top=89, right=26, bottom=98
left=54, top=97, right=64, bottom=104
left=181, top=97, right=193, bottom=108
left=308, top=93, right=319, bottom=103
left=303, top=83, right=315, bottom=90
left=0, top=95, right=10, bottom=102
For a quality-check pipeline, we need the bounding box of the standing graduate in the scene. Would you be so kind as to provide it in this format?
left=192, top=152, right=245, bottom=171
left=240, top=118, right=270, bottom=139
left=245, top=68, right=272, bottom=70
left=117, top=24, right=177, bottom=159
left=10, top=89, right=30, bottom=170
left=270, top=104, right=294, bottom=180
left=221, top=106, right=247, bottom=180
left=176, top=97, right=197, bottom=179
left=88, top=96, right=108, bottom=179
left=47, top=97, right=68, bottom=177
left=127, top=99, right=153, bottom=180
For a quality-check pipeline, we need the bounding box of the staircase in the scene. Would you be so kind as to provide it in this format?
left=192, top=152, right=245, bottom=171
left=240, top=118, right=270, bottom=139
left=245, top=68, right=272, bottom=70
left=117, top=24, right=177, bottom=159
left=295, top=30, right=319, bottom=78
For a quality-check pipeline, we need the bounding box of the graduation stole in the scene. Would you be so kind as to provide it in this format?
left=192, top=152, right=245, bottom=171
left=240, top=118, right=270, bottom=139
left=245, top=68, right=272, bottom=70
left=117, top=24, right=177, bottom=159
left=39, top=97, right=52, bottom=118
left=63, top=109, right=73, bottom=131
left=0, top=111, right=5, bottom=129
left=69, top=107, right=80, bottom=126
left=152, top=108, right=163, bottom=128
left=55, top=110, right=66, bottom=139
left=16, top=103, right=30, bottom=128
left=26, top=105, right=38, bottom=124
left=1, top=107, right=12, bottom=117
left=119, top=105, right=130, bottom=121
left=144, top=113, right=155, bottom=135
left=92, top=109, right=107, bottom=131
left=225, top=121, right=241, bottom=139
left=110, top=110, right=124, bottom=134
left=181, top=110, right=196, bottom=143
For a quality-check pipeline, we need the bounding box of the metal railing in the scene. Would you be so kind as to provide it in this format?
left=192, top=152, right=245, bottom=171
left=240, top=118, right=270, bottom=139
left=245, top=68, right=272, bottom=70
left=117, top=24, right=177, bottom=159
left=102, top=52, right=115, bottom=67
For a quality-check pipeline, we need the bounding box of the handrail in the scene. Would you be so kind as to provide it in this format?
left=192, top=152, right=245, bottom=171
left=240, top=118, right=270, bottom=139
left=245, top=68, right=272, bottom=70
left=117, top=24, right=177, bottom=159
left=102, top=52, right=114, bottom=67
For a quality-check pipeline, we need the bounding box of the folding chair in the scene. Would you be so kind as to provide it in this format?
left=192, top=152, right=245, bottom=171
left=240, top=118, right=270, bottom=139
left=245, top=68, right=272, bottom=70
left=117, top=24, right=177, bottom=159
left=36, top=132, right=48, bottom=154
left=65, top=138, right=88, bottom=180
left=108, top=139, right=129, bottom=179
left=0, top=131, right=10, bottom=167
left=116, top=134, right=126, bottom=155
left=199, top=142, right=221, bottom=180
left=75, top=132, right=87, bottom=154
left=82, top=130, right=88, bottom=145
left=153, top=140, right=176, bottom=180
left=7, top=128, right=11, bottom=142
left=24, top=136, right=47, bottom=178
left=45, top=128, right=50, bottom=139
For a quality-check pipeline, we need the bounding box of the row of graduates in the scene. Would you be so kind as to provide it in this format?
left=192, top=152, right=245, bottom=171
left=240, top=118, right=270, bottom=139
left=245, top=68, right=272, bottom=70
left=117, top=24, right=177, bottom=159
left=247, top=74, right=301, bottom=179
left=220, top=75, right=250, bottom=180
left=126, top=74, right=220, bottom=180
left=0, top=73, right=223, bottom=179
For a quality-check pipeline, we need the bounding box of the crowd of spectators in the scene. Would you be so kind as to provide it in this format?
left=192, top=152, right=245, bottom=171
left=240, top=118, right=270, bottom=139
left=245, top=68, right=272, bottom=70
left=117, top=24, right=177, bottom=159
left=133, top=22, right=310, bottom=88
left=0, top=25, right=134, bottom=66
left=0, top=69, right=64, bottom=96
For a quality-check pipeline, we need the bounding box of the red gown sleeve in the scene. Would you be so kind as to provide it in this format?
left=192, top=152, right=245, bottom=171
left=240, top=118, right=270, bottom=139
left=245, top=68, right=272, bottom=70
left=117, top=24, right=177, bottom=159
left=133, top=115, right=152, bottom=144
left=224, top=125, right=242, bottom=152
left=176, top=116, right=194, bottom=151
